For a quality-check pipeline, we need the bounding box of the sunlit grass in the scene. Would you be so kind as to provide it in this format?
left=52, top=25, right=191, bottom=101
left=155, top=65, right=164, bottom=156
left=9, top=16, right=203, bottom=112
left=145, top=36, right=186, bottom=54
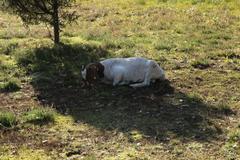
left=0, top=111, right=17, bottom=128
left=23, top=108, right=55, bottom=125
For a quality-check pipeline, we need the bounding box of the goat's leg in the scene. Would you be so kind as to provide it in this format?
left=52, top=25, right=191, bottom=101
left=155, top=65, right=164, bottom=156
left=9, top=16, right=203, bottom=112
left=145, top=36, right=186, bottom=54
left=130, top=82, right=149, bottom=88
left=130, top=75, right=151, bottom=88
left=112, top=74, right=123, bottom=86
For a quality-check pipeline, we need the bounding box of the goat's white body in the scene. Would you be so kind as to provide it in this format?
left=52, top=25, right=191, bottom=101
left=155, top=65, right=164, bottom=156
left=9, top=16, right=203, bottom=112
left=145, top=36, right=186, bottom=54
left=100, top=57, right=165, bottom=87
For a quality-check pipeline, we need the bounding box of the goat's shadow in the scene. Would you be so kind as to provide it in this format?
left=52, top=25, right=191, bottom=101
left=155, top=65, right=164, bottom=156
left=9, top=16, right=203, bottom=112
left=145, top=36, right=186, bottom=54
left=19, top=44, right=233, bottom=143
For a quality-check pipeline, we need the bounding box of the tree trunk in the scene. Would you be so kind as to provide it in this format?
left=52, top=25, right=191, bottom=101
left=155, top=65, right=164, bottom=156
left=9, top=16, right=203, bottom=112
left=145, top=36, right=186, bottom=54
left=53, top=0, right=60, bottom=44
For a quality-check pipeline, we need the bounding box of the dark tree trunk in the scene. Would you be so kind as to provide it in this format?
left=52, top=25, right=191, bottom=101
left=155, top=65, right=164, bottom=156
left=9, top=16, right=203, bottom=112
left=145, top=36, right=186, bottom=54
left=53, top=0, right=60, bottom=44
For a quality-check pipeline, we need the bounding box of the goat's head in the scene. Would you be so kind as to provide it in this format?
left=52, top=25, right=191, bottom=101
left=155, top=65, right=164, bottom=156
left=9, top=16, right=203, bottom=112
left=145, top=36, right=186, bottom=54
left=81, top=62, right=105, bottom=85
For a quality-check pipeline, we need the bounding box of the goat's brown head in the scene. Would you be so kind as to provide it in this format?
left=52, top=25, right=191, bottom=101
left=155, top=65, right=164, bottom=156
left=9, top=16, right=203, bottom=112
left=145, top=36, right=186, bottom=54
left=81, top=62, right=105, bottom=85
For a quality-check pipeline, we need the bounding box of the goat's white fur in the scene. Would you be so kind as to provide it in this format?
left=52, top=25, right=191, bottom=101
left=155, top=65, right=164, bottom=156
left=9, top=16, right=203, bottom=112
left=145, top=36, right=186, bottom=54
left=82, top=57, right=165, bottom=88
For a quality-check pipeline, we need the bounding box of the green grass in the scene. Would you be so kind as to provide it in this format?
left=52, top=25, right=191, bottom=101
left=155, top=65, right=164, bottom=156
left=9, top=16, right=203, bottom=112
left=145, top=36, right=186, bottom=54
left=136, top=0, right=146, bottom=5
left=191, top=59, right=211, bottom=69
left=222, top=128, right=240, bottom=160
left=0, top=146, right=51, bottom=160
left=0, top=111, right=17, bottom=128
left=23, top=108, right=55, bottom=125
left=228, top=130, right=240, bottom=143
left=154, top=41, right=176, bottom=52
left=0, top=0, right=240, bottom=159
left=0, top=79, right=21, bottom=92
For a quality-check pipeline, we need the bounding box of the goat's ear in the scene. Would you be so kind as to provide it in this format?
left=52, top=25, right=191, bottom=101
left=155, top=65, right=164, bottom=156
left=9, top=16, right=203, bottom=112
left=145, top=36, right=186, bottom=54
left=96, top=63, right=104, bottom=78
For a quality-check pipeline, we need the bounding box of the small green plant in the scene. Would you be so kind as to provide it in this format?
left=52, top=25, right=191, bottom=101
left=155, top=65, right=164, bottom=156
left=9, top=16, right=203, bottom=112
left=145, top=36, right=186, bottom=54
left=191, top=59, right=210, bottom=69
left=0, top=80, right=21, bottom=92
left=154, top=42, right=175, bottom=52
left=187, top=93, right=202, bottom=103
left=191, top=0, right=205, bottom=5
left=128, top=130, right=143, bottom=142
left=23, top=108, right=55, bottom=125
left=157, top=0, right=168, bottom=3
left=176, top=43, right=195, bottom=53
left=0, top=111, right=17, bottom=128
left=218, top=51, right=240, bottom=59
left=5, top=43, right=19, bottom=55
left=136, top=0, right=146, bottom=5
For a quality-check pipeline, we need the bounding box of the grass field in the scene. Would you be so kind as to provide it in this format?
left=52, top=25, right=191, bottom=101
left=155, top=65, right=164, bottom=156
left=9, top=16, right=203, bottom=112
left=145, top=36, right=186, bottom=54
left=0, top=0, right=240, bottom=159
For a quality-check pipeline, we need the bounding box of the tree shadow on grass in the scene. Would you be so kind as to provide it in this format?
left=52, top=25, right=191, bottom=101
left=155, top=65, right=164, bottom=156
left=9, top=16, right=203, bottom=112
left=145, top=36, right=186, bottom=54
left=18, top=44, right=234, bottom=143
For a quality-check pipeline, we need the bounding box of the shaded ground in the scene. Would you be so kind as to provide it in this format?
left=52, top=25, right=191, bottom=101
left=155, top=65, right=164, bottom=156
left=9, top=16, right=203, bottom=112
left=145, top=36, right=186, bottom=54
left=34, top=74, right=228, bottom=143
